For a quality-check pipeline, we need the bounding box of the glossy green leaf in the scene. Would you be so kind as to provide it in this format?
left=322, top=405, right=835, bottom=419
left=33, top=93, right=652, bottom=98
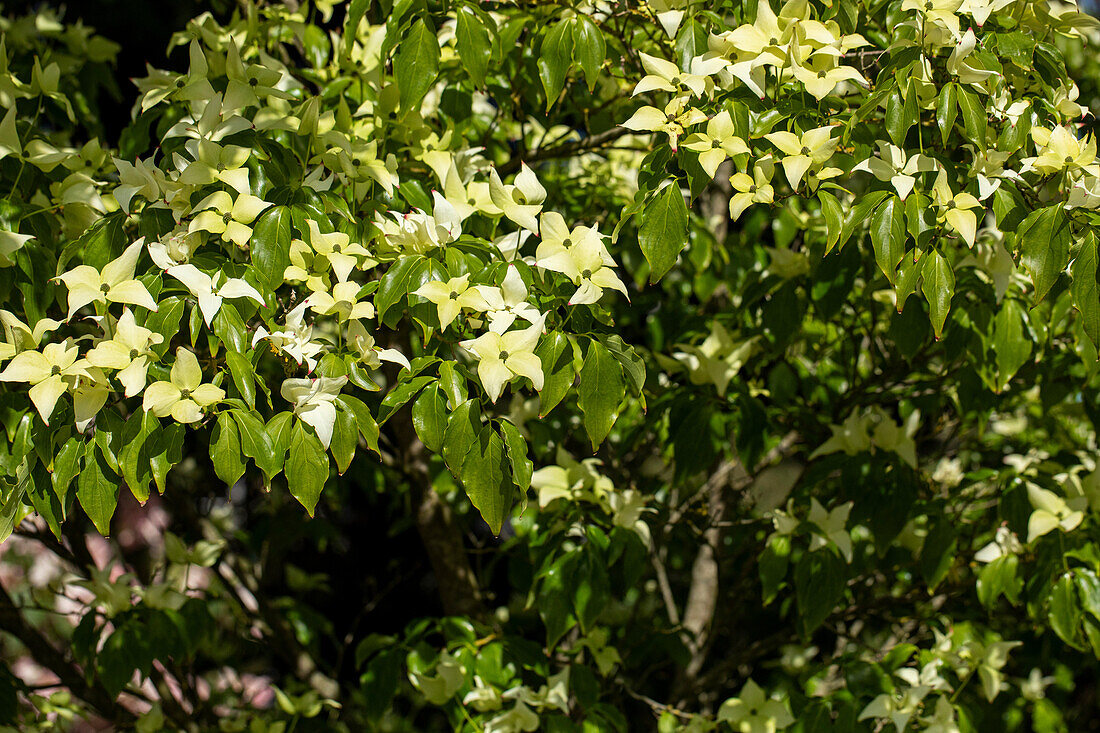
left=286, top=421, right=329, bottom=516
left=921, top=249, right=954, bottom=339
left=638, top=182, right=688, bottom=283
left=396, top=19, right=440, bottom=113
left=578, top=339, right=624, bottom=450
left=1018, top=205, right=1070, bottom=303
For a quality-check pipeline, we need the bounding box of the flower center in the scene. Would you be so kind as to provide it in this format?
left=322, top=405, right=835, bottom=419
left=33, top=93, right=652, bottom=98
left=513, top=192, right=528, bottom=205
left=563, top=238, right=573, bottom=249
left=100, top=283, right=111, bottom=293
left=711, top=139, right=722, bottom=149
left=248, top=77, right=259, bottom=87
left=670, top=76, right=681, bottom=85
left=498, top=351, right=509, bottom=361
left=749, top=184, right=758, bottom=193
left=800, top=146, right=811, bottom=156
left=769, top=37, right=778, bottom=45
left=924, top=1, right=933, bottom=9
left=51, top=365, right=61, bottom=376
left=353, top=158, right=362, bottom=166
left=222, top=212, right=233, bottom=224
left=581, top=269, right=592, bottom=279
left=179, top=389, right=192, bottom=399
left=946, top=199, right=956, bottom=209
left=1065, top=155, right=1074, bottom=164
left=449, top=291, right=460, bottom=300
left=468, top=198, right=476, bottom=205
left=175, top=77, right=186, bottom=88
left=129, top=349, right=140, bottom=360
left=332, top=244, right=341, bottom=253
left=818, top=70, right=827, bottom=78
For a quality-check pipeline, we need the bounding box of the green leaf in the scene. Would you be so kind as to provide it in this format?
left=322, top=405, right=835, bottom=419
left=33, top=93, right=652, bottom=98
left=977, top=555, right=1021, bottom=609
left=1073, top=232, right=1100, bottom=350
left=396, top=19, right=440, bottom=113
left=599, top=334, right=646, bottom=398
left=211, top=414, right=245, bottom=487
left=378, top=374, right=435, bottom=423
left=143, top=297, right=184, bottom=357
left=819, top=190, right=844, bottom=255
left=442, top=399, right=481, bottom=476
left=438, top=361, right=468, bottom=410
left=250, top=206, right=292, bottom=294
left=412, top=383, right=447, bottom=453
left=149, top=422, right=184, bottom=495
left=885, top=83, right=918, bottom=146
left=330, top=401, right=358, bottom=475
left=957, top=86, right=987, bottom=145
left=870, top=195, right=906, bottom=283
left=919, top=515, right=956, bottom=589
left=921, top=249, right=954, bottom=339
left=993, top=300, right=1032, bottom=391
left=538, top=19, right=575, bottom=110
left=375, top=255, right=423, bottom=327
left=577, top=339, right=624, bottom=450
left=51, top=437, right=82, bottom=508
left=286, top=422, right=329, bottom=516
left=794, top=550, right=845, bottom=636
left=461, top=427, right=512, bottom=535
left=760, top=533, right=790, bottom=605
left=638, top=183, right=688, bottom=283
left=455, top=6, right=490, bottom=87
left=225, top=351, right=257, bottom=410
left=499, top=420, right=532, bottom=493
left=343, top=0, right=370, bottom=56
left=77, top=444, right=118, bottom=536
left=936, top=82, right=958, bottom=147
left=119, top=411, right=157, bottom=502
left=335, top=395, right=379, bottom=455
left=837, top=190, right=892, bottom=254
left=1050, top=573, right=1086, bottom=650
left=232, top=409, right=281, bottom=482
left=1018, top=205, right=1071, bottom=303
left=571, top=16, right=605, bottom=91
left=535, top=331, right=574, bottom=417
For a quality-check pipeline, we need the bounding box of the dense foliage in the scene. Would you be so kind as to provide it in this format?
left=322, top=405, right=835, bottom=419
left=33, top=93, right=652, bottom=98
left=3, top=0, right=1100, bottom=730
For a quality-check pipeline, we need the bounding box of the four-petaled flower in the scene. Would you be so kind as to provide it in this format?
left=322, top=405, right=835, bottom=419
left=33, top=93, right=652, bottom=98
left=85, top=308, right=164, bottom=397
left=0, top=338, right=92, bottom=424
left=142, top=347, right=225, bottom=424
left=58, top=238, right=159, bottom=319
left=281, top=375, right=347, bottom=448
left=460, top=317, right=545, bottom=403
left=414, top=274, right=490, bottom=329
left=717, top=679, right=795, bottom=733
left=188, top=190, right=271, bottom=248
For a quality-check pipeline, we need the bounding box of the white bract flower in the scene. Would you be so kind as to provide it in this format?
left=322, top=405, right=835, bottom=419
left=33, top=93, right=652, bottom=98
left=188, top=191, right=271, bottom=248
left=717, top=679, right=795, bottom=733
left=142, top=347, right=225, bottom=424
left=414, top=274, right=490, bottom=329
left=808, top=498, right=854, bottom=562
left=253, top=302, right=324, bottom=371
left=479, top=267, right=543, bottom=333
left=0, top=338, right=92, bottom=424
left=460, top=317, right=545, bottom=403
left=852, top=141, right=937, bottom=201
left=85, top=308, right=164, bottom=397
left=489, top=164, right=547, bottom=233
left=167, top=264, right=264, bottom=326
left=535, top=213, right=627, bottom=305
left=280, top=375, right=347, bottom=448
left=58, top=238, right=158, bottom=319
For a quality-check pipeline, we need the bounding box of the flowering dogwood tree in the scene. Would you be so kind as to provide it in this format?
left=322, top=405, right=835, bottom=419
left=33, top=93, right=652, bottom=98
left=1, top=0, right=1100, bottom=730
